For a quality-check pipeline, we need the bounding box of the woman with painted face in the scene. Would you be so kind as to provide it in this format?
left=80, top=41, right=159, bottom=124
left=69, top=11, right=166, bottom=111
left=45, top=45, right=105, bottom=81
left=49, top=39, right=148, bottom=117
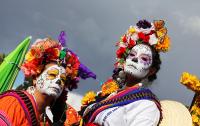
left=79, top=20, right=170, bottom=126
left=0, top=36, right=96, bottom=126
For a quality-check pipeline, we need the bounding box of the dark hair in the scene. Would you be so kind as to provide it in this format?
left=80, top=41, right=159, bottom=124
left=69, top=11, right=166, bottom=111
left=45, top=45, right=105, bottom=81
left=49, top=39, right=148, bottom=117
left=51, top=90, right=68, bottom=125
left=112, top=43, right=161, bottom=83
left=148, top=45, right=161, bottom=81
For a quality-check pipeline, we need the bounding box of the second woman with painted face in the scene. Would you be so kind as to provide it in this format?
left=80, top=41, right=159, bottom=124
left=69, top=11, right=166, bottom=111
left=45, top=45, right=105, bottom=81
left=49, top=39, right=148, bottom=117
left=79, top=20, right=170, bottom=126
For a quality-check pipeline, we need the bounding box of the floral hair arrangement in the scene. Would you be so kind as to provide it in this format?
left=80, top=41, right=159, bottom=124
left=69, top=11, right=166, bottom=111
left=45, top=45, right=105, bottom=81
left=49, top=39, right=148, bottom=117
left=21, top=31, right=96, bottom=85
left=180, top=72, right=200, bottom=125
left=115, top=19, right=170, bottom=68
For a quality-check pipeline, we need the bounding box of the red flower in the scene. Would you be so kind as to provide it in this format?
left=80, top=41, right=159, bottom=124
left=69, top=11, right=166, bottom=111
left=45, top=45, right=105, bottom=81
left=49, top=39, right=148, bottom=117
left=122, top=35, right=127, bottom=43
left=86, top=123, right=99, bottom=126
left=138, top=32, right=150, bottom=43
left=147, top=30, right=155, bottom=36
left=114, top=62, right=119, bottom=68
left=128, top=38, right=136, bottom=48
left=45, top=48, right=59, bottom=61
left=116, top=47, right=126, bottom=58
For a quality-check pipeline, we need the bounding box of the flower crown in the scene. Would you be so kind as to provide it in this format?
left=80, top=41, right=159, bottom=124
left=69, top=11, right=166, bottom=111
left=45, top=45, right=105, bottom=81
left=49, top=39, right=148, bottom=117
left=115, top=19, right=170, bottom=68
left=21, top=32, right=96, bottom=83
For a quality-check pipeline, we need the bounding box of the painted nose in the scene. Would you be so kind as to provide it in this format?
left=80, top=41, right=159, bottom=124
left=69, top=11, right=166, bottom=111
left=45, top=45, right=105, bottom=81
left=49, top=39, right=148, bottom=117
left=132, top=57, right=138, bottom=63
left=56, top=79, right=61, bottom=85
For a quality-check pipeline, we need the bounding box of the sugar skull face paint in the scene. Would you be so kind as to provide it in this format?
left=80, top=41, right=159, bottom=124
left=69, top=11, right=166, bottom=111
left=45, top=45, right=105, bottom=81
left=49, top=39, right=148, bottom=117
left=36, top=64, right=67, bottom=99
left=124, top=44, right=153, bottom=79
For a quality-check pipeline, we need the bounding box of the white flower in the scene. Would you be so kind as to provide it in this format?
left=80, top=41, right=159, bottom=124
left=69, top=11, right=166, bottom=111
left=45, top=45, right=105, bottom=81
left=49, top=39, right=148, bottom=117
left=149, top=34, right=158, bottom=45
left=134, top=24, right=155, bottom=34
left=131, top=33, right=138, bottom=41
left=119, top=42, right=126, bottom=48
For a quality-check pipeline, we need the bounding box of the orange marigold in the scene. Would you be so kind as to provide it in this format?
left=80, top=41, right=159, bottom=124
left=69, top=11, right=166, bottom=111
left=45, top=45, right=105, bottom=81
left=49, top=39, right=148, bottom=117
left=180, top=72, right=200, bottom=92
left=155, top=35, right=170, bottom=52
left=101, top=79, right=119, bottom=96
left=81, top=91, right=96, bottom=105
left=191, top=104, right=200, bottom=125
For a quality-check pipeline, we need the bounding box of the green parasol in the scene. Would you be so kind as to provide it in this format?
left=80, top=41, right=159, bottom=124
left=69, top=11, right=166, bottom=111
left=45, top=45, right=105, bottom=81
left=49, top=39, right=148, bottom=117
left=0, top=36, right=31, bottom=93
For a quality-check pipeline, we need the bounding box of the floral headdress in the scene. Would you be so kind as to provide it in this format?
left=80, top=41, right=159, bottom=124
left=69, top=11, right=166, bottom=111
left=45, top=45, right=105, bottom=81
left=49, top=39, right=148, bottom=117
left=21, top=31, right=96, bottom=84
left=115, top=19, right=170, bottom=68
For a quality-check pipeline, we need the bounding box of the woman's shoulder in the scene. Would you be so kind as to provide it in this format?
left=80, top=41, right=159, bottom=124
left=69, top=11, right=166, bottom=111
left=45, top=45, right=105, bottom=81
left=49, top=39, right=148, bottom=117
left=0, top=92, right=30, bottom=126
left=125, top=99, right=159, bottom=110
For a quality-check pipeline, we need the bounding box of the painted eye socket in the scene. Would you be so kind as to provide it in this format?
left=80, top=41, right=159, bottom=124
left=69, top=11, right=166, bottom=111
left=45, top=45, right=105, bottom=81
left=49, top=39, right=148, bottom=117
left=47, top=69, right=59, bottom=80
left=47, top=74, right=56, bottom=80
left=141, top=57, right=148, bottom=62
left=140, top=54, right=151, bottom=63
left=60, top=74, right=67, bottom=85
left=129, top=51, right=137, bottom=57
left=60, top=74, right=66, bottom=81
left=130, top=53, right=135, bottom=57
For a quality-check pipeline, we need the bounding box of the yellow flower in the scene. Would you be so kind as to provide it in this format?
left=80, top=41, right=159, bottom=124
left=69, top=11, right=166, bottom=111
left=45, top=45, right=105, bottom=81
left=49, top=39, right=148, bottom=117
left=180, top=72, right=200, bottom=92
left=101, top=80, right=119, bottom=96
left=128, top=27, right=136, bottom=34
left=192, top=115, right=199, bottom=123
left=81, top=91, right=96, bottom=105
left=25, top=51, right=34, bottom=61
left=155, top=35, right=170, bottom=52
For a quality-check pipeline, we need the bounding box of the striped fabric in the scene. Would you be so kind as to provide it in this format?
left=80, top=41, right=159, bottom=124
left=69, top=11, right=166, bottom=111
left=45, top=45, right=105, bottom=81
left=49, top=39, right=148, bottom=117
left=0, top=90, right=38, bottom=126
left=0, top=110, right=12, bottom=126
left=83, top=87, right=161, bottom=124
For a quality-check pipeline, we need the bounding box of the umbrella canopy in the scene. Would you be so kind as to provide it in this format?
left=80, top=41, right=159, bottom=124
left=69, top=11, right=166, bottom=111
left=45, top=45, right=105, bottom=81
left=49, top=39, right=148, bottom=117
left=0, top=36, right=31, bottom=93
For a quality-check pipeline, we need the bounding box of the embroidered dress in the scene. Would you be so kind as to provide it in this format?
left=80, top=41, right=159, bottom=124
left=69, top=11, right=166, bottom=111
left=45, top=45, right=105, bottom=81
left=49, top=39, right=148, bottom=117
left=81, top=85, right=162, bottom=126
left=0, top=90, right=39, bottom=126
left=94, top=100, right=160, bottom=126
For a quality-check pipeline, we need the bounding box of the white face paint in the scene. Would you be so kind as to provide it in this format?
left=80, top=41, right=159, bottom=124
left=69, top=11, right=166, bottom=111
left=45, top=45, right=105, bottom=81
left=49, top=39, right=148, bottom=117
left=36, top=64, right=67, bottom=99
left=124, top=44, right=153, bottom=79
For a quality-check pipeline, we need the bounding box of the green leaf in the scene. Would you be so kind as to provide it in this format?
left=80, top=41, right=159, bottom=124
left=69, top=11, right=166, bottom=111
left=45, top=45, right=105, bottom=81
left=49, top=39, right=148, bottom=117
left=119, top=59, right=124, bottom=64
left=59, top=50, right=66, bottom=60
left=137, top=39, right=143, bottom=44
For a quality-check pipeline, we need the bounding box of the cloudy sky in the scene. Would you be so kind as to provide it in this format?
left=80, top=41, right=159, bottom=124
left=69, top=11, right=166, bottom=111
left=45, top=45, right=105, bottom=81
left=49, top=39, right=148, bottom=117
left=0, top=0, right=200, bottom=106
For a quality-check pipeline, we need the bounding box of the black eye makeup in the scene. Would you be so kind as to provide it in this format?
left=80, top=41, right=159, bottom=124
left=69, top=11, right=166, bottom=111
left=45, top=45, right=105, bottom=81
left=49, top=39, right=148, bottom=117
left=139, top=54, right=152, bottom=65
left=129, top=51, right=137, bottom=58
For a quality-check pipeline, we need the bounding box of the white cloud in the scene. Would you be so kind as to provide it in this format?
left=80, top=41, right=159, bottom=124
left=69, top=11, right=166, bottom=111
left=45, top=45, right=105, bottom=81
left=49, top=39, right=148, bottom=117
left=185, top=16, right=200, bottom=34
left=175, top=12, right=200, bottom=35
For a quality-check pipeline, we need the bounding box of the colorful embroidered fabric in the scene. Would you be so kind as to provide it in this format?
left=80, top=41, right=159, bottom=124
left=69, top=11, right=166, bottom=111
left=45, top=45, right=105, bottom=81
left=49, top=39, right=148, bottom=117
left=82, top=86, right=161, bottom=124
left=0, top=90, right=39, bottom=126
left=65, top=104, right=81, bottom=126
